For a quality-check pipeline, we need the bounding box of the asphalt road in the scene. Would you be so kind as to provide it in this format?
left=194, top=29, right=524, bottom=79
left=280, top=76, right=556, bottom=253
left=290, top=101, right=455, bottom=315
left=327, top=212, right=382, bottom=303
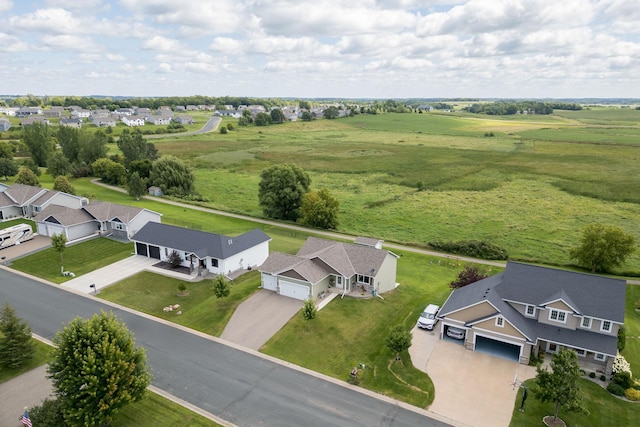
left=0, top=268, right=453, bottom=427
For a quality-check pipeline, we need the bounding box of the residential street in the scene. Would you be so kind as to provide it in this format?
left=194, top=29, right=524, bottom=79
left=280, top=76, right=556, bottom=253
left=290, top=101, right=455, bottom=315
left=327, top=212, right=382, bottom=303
left=0, top=267, right=457, bottom=427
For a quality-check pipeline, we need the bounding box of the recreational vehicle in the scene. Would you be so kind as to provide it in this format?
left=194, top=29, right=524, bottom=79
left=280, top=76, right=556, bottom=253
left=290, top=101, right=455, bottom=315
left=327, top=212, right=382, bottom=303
left=0, top=224, right=34, bottom=249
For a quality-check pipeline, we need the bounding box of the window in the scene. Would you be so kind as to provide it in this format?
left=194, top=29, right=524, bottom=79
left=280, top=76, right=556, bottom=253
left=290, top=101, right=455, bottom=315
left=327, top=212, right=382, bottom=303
left=581, top=317, right=592, bottom=328
left=594, top=353, right=606, bottom=361
left=495, top=317, right=504, bottom=327
left=601, top=320, right=612, bottom=332
left=113, top=222, right=125, bottom=231
left=525, top=305, right=535, bottom=317
left=336, top=276, right=343, bottom=285
left=357, top=275, right=371, bottom=284
left=549, top=309, right=567, bottom=323
left=211, top=258, right=218, bottom=268
left=574, top=348, right=586, bottom=357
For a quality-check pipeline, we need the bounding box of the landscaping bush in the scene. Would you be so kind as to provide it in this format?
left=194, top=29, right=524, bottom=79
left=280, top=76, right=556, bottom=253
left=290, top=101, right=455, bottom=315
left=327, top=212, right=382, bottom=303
left=607, top=382, right=625, bottom=396
left=612, top=371, right=633, bottom=389
left=624, top=388, right=640, bottom=401
left=600, top=375, right=606, bottom=381
left=168, top=250, right=182, bottom=268
left=428, top=240, right=508, bottom=260
left=589, top=372, right=596, bottom=378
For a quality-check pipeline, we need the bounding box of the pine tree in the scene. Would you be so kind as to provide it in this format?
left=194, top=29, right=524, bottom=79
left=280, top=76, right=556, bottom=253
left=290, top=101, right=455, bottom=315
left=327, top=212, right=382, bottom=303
left=0, top=303, right=35, bottom=369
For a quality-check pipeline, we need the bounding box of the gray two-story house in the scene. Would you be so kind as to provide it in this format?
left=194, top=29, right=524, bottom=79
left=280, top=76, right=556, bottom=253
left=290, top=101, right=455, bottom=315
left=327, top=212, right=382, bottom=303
left=438, top=261, right=626, bottom=374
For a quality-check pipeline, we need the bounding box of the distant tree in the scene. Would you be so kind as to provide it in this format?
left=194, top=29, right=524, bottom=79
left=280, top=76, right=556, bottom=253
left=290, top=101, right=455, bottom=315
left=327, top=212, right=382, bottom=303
left=450, top=264, right=488, bottom=289
left=301, top=111, right=313, bottom=121
left=0, top=303, right=35, bottom=369
left=301, top=298, right=317, bottom=321
left=270, top=108, right=285, bottom=124
left=569, top=223, right=636, bottom=272
left=386, top=325, right=412, bottom=361
left=48, top=311, right=151, bottom=427
left=22, top=122, right=53, bottom=166
left=46, top=151, right=72, bottom=178
left=128, top=171, right=146, bottom=200
left=117, top=129, right=148, bottom=168
left=212, top=275, right=230, bottom=299
left=51, top=233, right=67, bottom=262
left=57, top=126, right=80, bottom=162
left=254, top=112, right=272, bottom=126
left=149, top=155, right=195, bottom=196
left=323, top=106, right=339, bottom=119
left=146, top=143, right=159, bottom=160
left=78, top=130, right=108, bottom=165
left=533, top=348, right=587, bottom=424
left=258, top=164, right=311, bottom=221
left=15, top=166, right=40, bottom=186
left=22, top=158, right=42, bottom=176
left=0, top=157, right=18, bottom=180
left=226, top=123, right=234, bottom=131
left=53, top=175, right=75, bottom=195
left=219, top=126, right=228, bottom=134
left=299, top=100, right=311, bottom=110
left=0, top=141, right=13, bottom=159
left=91, top=158, right=126, bottom=185
left=300, top=188, right=340, bottom=229
left=129, top=158, right=152, bottom=180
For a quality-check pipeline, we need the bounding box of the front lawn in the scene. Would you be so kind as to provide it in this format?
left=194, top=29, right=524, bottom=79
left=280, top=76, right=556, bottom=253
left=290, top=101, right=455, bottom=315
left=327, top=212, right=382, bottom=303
left=261, top=250, right=463, bottom=408
left=98, top=270, right=261, bottom=336
left=0, top=337, right=53, bottom=383
left=510, top=378, right=639, bottom=427
left=622, top=284, right=640, bottom=375
left=10, top=238, right=133, bottom=283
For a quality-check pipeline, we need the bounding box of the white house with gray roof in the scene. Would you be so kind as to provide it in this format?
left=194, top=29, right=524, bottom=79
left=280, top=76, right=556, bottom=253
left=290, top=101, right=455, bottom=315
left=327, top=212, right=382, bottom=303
left=259, top=236, right=399, bottom=301
left=437, top=261, right=626, bottom=373
left=0, top=184, right=86, bottom=220
left=131, top=223, right=271, bottom=277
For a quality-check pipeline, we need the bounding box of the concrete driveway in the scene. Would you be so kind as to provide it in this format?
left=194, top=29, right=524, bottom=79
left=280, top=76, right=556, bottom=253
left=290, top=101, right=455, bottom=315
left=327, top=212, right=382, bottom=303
left=220, top=290, right=302, bottom=350
left=410, top=326, right=536, bottom=427
left=0, top=235, right=50, bottom=263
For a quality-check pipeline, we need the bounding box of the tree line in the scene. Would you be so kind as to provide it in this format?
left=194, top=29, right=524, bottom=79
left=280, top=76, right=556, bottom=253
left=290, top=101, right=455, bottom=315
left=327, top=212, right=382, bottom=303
left=463, top=101, right=582, bottom=115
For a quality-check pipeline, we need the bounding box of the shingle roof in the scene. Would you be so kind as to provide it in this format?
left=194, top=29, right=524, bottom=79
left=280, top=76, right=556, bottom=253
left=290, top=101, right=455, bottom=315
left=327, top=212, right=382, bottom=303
left=2, top=184, right=46, bottom=206
left=33, top=205, right=95, bottom=226
left=83, top=201, right=147, bottom=222
left=131, top=223, right=271, bottom=259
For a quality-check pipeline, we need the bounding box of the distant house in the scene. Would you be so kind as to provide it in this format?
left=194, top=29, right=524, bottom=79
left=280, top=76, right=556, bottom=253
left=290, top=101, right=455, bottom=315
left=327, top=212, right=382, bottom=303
left=43, top=109, right=62, bottom=119
left=148, top=115, right=171, bottom=125
left=115, top=108, right=134, bottom=116
left=91, top=116, right=117, bottom=128
left=121, top=115, right=145, bottom=127
left=0, top=184, right=86, bottom=220
left=438, top=262, right=626, bottom=373
left=71, top=109, right=91, bottom=118
left=259, top=236, right=399, bottom=300
left=0, top=118, right=10, bottom=131
left=173, top=115, right=194, bottom=125
left=15, top=107, right=42, bottom=118
left=20, top=116, right=49, bottom=127
left=34, top=201, right=162, bottom=241
left=132, top=223, right=271, bottom=277
left=60, top=118, right=83, bottom=128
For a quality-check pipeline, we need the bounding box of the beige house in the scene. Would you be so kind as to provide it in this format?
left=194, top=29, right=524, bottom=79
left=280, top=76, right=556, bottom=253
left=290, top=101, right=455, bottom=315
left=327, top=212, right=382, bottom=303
left=259, top=236, right=399, bottom=301
left=438, top=262, right=626, bottom=374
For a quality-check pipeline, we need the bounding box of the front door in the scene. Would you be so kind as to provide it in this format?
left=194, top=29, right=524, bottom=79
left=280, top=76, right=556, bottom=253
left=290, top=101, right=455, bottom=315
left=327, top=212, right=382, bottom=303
left=546, top=342, right=558, bottom=353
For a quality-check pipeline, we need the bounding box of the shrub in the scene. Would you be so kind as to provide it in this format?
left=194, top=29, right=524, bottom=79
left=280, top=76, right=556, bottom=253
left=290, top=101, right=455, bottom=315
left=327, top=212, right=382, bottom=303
left=600, top=374, right=606, bottom=381
left=618, top=325, right=626, bottom=351
left=29, top=398, right=65, bottom=427
left=429, top=240, right=508, bottom=260
left=612, top=352, right=632, bottom=377
left=607, top=382, right=625, bottom=396
left=589, top=372, right=596, bottom=378
left=220, top=127, right=228, bottom=134
left=168, top=250, right=182, bottom=268
left=624, top=388, right=640, bottom=401
left=612, top=371, right=633, bottom=389
left=178, top=282, right=187, bottom=293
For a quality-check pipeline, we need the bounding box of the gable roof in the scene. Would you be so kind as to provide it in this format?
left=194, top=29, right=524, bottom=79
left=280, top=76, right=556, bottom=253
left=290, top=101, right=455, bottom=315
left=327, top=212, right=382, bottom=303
left=82, top=201, right=154, bottom=223
left=131, top=222, right=271, bottom=260
left=0, top=184, right=46, bottom=207
left=33, top=204, right=95, bottom=226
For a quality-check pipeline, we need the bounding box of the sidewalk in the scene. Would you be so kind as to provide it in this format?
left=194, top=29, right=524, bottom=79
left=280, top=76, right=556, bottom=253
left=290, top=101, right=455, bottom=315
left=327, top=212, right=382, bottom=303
left=0, top=365, right=53, bottom=427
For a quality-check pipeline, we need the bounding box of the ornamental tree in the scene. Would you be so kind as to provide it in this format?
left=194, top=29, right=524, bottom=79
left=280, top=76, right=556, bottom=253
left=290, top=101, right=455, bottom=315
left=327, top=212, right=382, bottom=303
left=212, top=275, right=230, bottom=299
left=450, top=264, right=488, bottom=289
left=48, top=311, right=151, bottom=427
left=386, top=325, right=412, bottom=361
left=569, top=223, right=635, bottom=273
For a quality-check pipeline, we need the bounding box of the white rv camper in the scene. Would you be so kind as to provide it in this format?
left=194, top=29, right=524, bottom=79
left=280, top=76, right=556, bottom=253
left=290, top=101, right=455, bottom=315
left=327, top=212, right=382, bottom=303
left=0, top=224, right=34, bottom=249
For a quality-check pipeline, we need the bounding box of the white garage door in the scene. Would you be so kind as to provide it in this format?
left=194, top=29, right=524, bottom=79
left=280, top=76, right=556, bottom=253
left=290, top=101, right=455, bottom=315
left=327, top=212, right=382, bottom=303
left=262, top=274, right=278, bottom=291
left=279, top=281, right=310, bottom=300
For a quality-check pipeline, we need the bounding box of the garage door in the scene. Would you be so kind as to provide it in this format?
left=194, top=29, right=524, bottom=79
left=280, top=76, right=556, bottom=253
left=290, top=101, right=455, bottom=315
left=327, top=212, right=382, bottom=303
left=148, top=245, right=161, bottom=260
left=136, top=242, right=148, bottom=257
left=475, top=335, right=521, bottom=362
left=279, top=281, right=310, bottom=300
left=262, top=274, right=277, bottom=291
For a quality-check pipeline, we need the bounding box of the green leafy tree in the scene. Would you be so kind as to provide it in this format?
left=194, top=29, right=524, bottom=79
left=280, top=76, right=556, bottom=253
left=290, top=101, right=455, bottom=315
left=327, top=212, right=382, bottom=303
left=0, top=303, right=35, bottom=369
left=323, top=106, right=339, bottom=119
left=301, top=111, right=313, bottom=121
left=270, top=108, right=285, bottom=124
left=450, top=264, right=488, bottom=289
left=91, top=158, right=126, bottom=185
left=301, top=299, right=317, bottom=321
left=386, top=325, right=412, bottom=361
left=0, top=141, right=14, bottom=159
left=258, top=164, right=311, bottom=221
left=47, top=151, right=72, bottom=178
left=48, top=311, right=151, bottom=427
left=128, top=171, right=147, bottom=200
left=300, top=188, right=340, bottom=229
left=78, top=130, right=108, bottom=166
left=0, top=157, right=18, bottom=179
left=220, top=126, right=228, bottom=134
left=149, top=155, right=195, bottom=196
left=29, top=398, right=65, bottom=426
left=22, top=122, right=53, bottom=166
left=129, top=159, right=153, bottom=180
left=254, top=112, right=272, bottom=126
left=53, top=175, right=75, bottom=195
left=22, top=158, right=42, bottom=176
left=212, top=275, right=230, bottom=299
left=533, top=348, right=587, bottom=424
left=117, top=129, right=148, bottom=168
left=57, top=126, right=80, bottom=162
left=569, top=223, right=636, bottom=272
left=15, top=166, right=40, bottom=186
left=51, top=233, right=67, bottom=262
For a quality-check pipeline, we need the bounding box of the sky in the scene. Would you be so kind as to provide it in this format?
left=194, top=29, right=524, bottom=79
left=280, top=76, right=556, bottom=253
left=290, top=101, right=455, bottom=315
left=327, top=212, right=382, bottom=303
left=1, top=0, right=639, bottom=99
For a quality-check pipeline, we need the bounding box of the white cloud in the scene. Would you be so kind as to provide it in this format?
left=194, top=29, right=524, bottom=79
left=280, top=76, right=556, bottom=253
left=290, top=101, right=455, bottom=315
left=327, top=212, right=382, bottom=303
left=42, top=34, right=93, bottom=50
left=0, top=0, right=12, bottom=13
left=10, top=8, right=83, bottom=34
left=0, top=32, right=29, bottom=52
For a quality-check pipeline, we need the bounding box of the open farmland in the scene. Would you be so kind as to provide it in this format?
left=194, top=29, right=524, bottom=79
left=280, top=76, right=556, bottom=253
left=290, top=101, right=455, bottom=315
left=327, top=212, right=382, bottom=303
left=150, top=109, right=640, bottom=274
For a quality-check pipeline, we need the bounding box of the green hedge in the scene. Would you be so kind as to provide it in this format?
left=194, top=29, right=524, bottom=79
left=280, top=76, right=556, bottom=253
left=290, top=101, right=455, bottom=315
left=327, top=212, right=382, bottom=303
left=429, top=240, right=509, bottom=260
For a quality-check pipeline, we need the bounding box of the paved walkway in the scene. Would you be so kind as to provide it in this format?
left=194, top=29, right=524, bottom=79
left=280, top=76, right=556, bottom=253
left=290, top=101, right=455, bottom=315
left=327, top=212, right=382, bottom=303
left=0, top=365, right=54, bottom=427
left=410, top=326, right=536, bottom=427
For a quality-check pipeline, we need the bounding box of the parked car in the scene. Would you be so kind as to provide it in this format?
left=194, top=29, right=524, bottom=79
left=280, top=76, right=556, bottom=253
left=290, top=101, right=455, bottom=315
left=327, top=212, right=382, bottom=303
left=446, top=326, right=466, bottom=340
left=417, top=304, right=440, bottom=330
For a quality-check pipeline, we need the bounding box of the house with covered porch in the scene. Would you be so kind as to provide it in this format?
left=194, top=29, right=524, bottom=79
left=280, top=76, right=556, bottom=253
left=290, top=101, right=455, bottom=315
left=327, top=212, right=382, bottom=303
left=259, top=236, right=399, bottom=301
left=437, top=261, right=626, bottom=374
